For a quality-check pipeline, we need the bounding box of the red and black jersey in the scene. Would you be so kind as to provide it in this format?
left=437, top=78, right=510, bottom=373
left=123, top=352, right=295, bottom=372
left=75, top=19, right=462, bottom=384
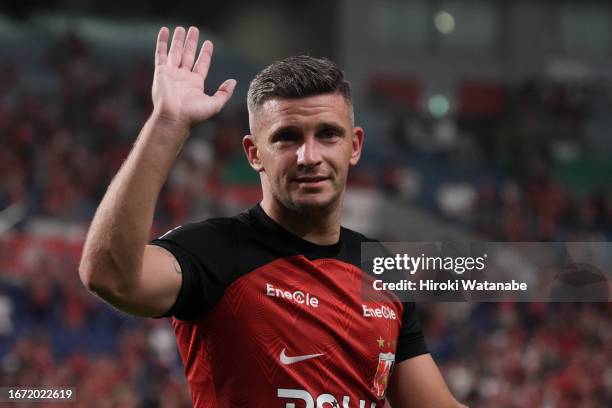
left=151, top=204, right=428, bottom=408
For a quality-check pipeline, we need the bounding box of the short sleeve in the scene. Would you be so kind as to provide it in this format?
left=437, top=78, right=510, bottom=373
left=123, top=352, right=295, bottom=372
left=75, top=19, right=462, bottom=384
left=395, top=302, right=429, bottom=362
left=149, top=219, right=236, bottom=322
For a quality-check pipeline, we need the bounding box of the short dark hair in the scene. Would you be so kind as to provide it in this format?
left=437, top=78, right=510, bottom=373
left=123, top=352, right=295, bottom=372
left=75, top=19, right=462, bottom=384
left=247, top=55, right=352, bottom=113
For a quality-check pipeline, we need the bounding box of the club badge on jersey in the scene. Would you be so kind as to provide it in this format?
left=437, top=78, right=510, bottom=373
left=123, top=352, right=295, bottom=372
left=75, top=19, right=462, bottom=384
left=371, top=352, right=395, bottom=399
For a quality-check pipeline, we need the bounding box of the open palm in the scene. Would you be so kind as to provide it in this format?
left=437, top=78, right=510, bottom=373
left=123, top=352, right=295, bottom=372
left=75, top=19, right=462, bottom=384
left=152, top=26, right=236, bottom=129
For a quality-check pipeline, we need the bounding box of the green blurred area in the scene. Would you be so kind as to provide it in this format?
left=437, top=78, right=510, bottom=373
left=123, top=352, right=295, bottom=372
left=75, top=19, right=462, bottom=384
left=222, top=153, right=260, bottom=185
left=554, top=159, right=612, bottom=195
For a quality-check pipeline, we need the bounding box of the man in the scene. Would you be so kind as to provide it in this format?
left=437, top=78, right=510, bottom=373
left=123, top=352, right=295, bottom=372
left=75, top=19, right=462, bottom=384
left=79, top=26, right=465, bottom=407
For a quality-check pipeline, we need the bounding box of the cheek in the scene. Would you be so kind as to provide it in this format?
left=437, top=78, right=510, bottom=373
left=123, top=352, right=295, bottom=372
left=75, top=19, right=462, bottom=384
left=267, top=156, right=292, bottom=180
left=329, top=146, right=353, bottom=171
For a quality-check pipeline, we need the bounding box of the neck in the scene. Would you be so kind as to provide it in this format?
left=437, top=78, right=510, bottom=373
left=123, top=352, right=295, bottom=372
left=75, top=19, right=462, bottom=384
left=260, top=197, right=343, bottom=245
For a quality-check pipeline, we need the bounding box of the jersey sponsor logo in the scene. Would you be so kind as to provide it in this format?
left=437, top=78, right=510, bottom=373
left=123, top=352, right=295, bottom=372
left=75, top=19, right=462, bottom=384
left=362, top=304, right=396, bottom=320
left=277, top=388, right=378, bottom=408
left=266, top=283, right=319, bottom=308
left=371, top=352, right=395, bottom=399
left=280, top=348, right=324, bottom=365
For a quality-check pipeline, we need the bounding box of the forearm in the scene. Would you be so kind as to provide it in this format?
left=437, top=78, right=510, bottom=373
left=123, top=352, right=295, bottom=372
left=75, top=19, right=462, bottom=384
left=79, top=114, right=188, bottom=295
left=80, top=24, right=235, bottom=304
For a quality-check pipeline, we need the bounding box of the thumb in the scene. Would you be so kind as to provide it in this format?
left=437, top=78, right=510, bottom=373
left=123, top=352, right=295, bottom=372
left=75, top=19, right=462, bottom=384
left=191, top=79, right=237, bottom=122
left=211, top=79, right=237, bottom=110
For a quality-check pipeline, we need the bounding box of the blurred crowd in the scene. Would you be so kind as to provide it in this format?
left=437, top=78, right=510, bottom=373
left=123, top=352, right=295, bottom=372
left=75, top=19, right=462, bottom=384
left=1, top=30, right=611, bottom=407
left=0, top=236, right=191, bottom=407
left=377, top=80, right=612, bottom=242
left=426, top=302, right=611, bottom=408
left=0, top=32, right=250, bottom=232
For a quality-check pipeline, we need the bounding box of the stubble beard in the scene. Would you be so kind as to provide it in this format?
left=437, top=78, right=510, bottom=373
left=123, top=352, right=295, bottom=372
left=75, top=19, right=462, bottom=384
left=277, top=181, right=344, bottom=218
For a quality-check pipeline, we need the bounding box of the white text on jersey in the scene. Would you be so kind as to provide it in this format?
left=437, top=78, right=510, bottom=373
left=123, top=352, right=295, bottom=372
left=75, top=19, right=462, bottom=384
left=362, top=304, right=396, bottom=320
left=266, top=283, right=319, bottom=308
left=278, top=388, right=377, bottom=408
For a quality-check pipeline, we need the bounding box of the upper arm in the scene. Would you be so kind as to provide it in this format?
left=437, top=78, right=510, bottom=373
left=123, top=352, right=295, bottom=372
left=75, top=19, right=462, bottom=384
left=101, top=244, right=183, bottom=317
left=100, top=219, right=234, bottom=320
left=386, top=354, right=464, bottom=408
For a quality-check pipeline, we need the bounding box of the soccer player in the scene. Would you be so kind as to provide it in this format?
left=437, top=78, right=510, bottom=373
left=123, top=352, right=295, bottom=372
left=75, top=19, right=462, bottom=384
left=79, top=26, right=466, bottom=407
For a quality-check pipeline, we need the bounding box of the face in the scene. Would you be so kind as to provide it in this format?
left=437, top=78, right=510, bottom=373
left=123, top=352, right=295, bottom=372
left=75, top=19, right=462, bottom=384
left=243, top=93, right=364, bottom=215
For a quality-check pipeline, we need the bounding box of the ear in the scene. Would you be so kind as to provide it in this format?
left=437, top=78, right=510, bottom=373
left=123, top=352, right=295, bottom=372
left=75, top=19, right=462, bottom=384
left=349, top=126, right=364, bottom=166
left=242, top=134, right=264, bottom=172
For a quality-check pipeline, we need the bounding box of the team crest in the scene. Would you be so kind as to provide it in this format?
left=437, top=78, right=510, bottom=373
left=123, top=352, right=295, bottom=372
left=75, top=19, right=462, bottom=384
left=371, top=352, right=395, bottom=399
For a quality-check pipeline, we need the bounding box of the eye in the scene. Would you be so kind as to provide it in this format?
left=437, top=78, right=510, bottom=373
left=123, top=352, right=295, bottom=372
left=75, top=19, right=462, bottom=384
left=319, top=128, right=340, bottom=139
left=272, top=131, right=301, bottom=143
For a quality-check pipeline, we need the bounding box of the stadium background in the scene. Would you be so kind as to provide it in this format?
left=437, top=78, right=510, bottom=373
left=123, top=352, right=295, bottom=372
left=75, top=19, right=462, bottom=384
left=0, top=0, right=610, bottom=406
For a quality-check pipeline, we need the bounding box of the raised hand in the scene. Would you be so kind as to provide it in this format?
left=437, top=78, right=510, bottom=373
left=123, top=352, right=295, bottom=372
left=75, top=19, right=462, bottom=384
left=151, top=26, right=236, bottom=131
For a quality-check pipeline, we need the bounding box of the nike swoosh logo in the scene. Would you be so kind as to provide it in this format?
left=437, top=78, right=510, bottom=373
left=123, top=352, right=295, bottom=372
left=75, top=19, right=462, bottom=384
left=280, top=348, right=324, bottom=365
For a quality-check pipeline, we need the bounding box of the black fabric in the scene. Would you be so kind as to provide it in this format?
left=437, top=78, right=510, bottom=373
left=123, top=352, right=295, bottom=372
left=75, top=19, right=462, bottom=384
left=396, top=301, right=429, bottom=362
left=150, top=240, right=206, bottom=321
left=150, top=217, right=239, bottom=320
left=150, top=204, right=428, bottom=360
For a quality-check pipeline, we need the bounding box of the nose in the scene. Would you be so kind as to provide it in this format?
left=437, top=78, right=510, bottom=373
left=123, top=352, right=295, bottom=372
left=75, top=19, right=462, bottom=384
left=296, top=137, right=322, bottom=168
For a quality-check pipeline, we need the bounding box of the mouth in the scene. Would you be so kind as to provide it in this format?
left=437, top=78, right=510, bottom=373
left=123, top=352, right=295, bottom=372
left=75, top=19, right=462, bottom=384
left=292, top=176, right=330, bottom=186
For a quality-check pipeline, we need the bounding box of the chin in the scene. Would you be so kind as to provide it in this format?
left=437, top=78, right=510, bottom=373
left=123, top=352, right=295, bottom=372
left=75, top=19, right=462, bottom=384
left=288, top=194, right=340, bottom=214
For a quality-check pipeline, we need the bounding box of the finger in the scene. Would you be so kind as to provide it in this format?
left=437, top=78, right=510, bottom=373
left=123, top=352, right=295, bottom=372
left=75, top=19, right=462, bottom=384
left=210, top=79, right=237, bottom=112
left=155, top=27, right=169, bottom=66
left=168, top=26, right=186, bottom=67
left=193, top=40, right=213, bottom=79
left=180, top=26, right=199, bottom=70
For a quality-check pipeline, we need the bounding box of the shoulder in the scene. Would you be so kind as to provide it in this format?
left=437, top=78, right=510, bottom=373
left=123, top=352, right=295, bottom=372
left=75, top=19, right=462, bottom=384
left=153, top=211, right=257, bottom=255
left=341, top=225, right=383, bottom=256
left=341, top=226, right=378, bottom=245
left=157, top=216, right=237, bottom=240
left=335, top=226, right=381, bottom=268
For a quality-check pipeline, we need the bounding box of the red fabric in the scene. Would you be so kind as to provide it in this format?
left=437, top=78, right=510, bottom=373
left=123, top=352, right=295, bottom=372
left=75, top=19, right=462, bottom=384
left=173, top=256, right=405, bottom=408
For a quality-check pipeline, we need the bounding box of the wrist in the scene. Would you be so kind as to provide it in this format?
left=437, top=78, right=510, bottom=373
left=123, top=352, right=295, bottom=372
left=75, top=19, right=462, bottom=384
left=145, top=111, right=191, bottom=150
left=148, top=110, right=191, bottom=137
